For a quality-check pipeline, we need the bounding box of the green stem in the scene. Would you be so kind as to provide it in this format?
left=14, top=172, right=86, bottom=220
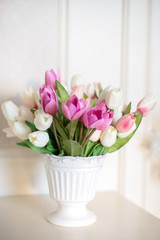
left=81, top=128, right=91, bottom=146
left=52, top=116, right=61, bottom=151
left=69, top=120, right=73, bottom=140
left=57, top=111, right=61, bottom=119
left=82, top=129, right=96, bottom=148
left=78, top=122, right=83, bottom=143
left=98, top=146, right=106, bottom=156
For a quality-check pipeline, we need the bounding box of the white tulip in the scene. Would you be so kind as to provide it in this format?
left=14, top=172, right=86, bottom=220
left=18, top=106, right=34, bottom=123
left=89, top=130, right=102, bottom=142
left=34, top=112, right=53, bottom=131
left=12, top=122, right=32, bottom=140
left=1, top=101, right=19, bottom=122
left=71, top=74, right=84, bottom=89
left=97, top=86, right=113, bottom=103
left=105, top=88, right=123, bottom=110
left=118, top=123, right=136, bottom=138
left=85, top=83, right=95, bottom=98
left=28, top=131, right=49, bottom=147
left=112, top=112, right=122, bottom=126
left=21, top=87, right=38, bottom=108
left=100, top=126, right=117, bottom=147
left=34, top=90, right=42, bottom=109
left=112, top=105, right=123, bottom=126
left=34, top=109, right=43, bottom=116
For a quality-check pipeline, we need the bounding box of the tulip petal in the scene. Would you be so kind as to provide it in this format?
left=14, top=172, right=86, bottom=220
left=89, top=119, right=105, bottom=129
left=62, top=103, right=71, bottom=120
left=45, top=99, right=58, bottom=115
left=72, top=108, right=85, bottom=120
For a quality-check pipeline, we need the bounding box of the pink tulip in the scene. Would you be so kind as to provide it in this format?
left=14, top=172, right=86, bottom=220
left=70, top=85, right=84, bottom=99
left=39, top=85, right=59, bottom=114
left=45, top=69, right=61, bottom=90
left=92, top=100, right=107, bottom=113
left=62, top=95, right=90, bottom=120
left=116, top=113, right=136, bottom=133
left=82, top=101, right=113, bottom=130
left=137, top=94, right=156, bottom=116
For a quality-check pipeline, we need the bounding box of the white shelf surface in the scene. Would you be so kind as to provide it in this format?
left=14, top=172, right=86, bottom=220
left=0, top=192, right=160, bottom=240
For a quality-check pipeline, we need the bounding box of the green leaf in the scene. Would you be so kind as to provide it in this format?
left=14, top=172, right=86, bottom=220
left=30, top=109, right=36, bottom=114
left=90, top=99, right=95, bottom=108
left=88, top=142, right=101, bottom=156
left=63, top=139, right=82, bottom=156
left=98, top=83, right=103, bottom=94
left=92, top=144, right=104, bottom=156
left=57, top=95, right=63, bottom=103
left=83, top=93, right=88, bottom=99
left=123, top=102, right=131, bottom=115
left=46, top=140, right=57, bottom=153
left=56, top=80, right=69, bottom=103
left=25, top=121, right=38, bottom=131
left=104, top=114, right=143, bottom=154
left=58, top=150, right=65, bottom=156
left=54, top=115, right=68, bottom=139
left=16, top=141, right=30, bottom=148
left=17, top=140, right=53, bottom=154
left=82, top=141, right=98, bottom=157
left=94, top=90, right=98, bottom=99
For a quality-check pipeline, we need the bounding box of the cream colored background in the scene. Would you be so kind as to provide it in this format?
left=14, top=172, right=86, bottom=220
left=0, top=0, right=160, bottom=218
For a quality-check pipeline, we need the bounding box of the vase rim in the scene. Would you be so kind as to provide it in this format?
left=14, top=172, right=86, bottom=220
left=44, top=153, right=107, bottom=160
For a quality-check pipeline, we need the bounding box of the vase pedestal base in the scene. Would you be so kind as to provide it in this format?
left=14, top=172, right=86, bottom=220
left=47, top=203, right=96, bottom=227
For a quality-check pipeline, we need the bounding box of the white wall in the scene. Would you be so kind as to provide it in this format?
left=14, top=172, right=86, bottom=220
left=0, top=0, right=160, bottom=218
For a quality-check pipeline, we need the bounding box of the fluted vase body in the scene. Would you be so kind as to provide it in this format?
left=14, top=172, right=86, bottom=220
left=43, top=154, right=106, bottom=227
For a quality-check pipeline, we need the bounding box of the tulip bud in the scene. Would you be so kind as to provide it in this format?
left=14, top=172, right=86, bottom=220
left=45, top=69, right=61, bottom=90
left=71, top=74, right=84, bottom=89
left=1, top=101, right=19, bottom=122
left=94, top=82, right=101, bottom=98
left=18, top=106, right=34, bottom=123
left=100, top=126, right=117, bottom=147
left=118, top=123, right=136, bottom=138
left=116, top=113, right=136, bottom=133
left=98, top=86, right=113, bottom=103
left=28, top=131, right=49, bottom=147
left=112, top=105, right=123, bottom=126
left=12, top=122, right=32, bottom=140
left=137, top=94, right=156, bottom=116
left=34, top=90, right=42, bottom=109
left=70, top=85, right=84, bottom=99
left=105, top=88, right=123, bottom=110
left=62, top=95, right=90, bottom=120
left=85, top=83, right=95, bottom=98
left=89, top=130, right=102, bottom=142
left=34, top=112, right=53, bottom=131
left=39, top=85, right=59, bottom=114
left=112, top=112, right=122, bottom=126
left=21, top=87, right=38, bottom=108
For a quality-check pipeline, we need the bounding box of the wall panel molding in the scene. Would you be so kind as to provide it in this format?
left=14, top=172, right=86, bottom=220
left=57, top=0, right=69, bottom=87
left=117, top=0, right=129, bottom=194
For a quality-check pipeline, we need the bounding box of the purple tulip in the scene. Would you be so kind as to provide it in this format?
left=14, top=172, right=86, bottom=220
left=39, top=85, right=59, bottom=114
left=82, top=101, right=113, bottom=130
left=62, top=95, right=90, bottom=120
left=45, top=69, right=61, bottom=90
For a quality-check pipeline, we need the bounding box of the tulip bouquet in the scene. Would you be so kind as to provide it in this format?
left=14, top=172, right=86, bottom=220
left=1, top=69, right=156, bottom=157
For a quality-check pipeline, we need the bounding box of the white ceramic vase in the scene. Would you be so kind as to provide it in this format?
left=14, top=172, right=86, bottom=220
left=43, top=154, right=106, bottom=227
